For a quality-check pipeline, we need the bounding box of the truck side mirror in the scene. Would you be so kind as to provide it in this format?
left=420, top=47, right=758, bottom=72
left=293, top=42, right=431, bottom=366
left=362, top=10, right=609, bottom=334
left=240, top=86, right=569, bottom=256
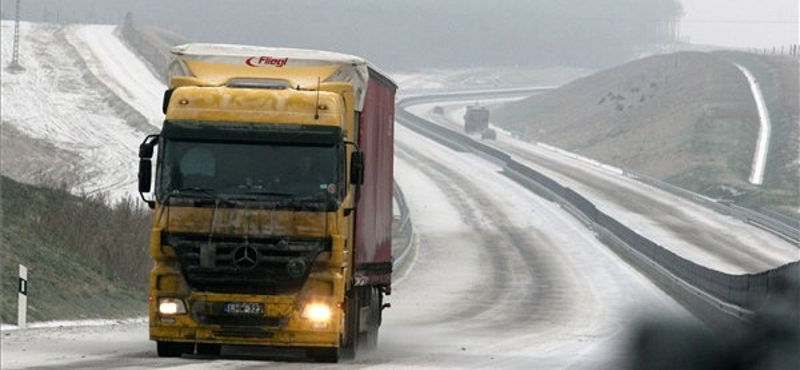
left=350, top=151, right=364, bottom=185
left=138, top=134, right=159, bottom=208
left=162, top=89, right=174, bottom=115
left=138, top=158, right=152, bottom=193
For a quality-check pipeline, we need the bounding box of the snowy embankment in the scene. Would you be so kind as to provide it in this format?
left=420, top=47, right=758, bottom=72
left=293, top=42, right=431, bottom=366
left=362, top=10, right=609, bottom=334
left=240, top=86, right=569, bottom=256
left=69, top=25, right=166, bottom=127
left=733, top=63, right=771, bottom=186
left=1, top=21, right=163, bottom=201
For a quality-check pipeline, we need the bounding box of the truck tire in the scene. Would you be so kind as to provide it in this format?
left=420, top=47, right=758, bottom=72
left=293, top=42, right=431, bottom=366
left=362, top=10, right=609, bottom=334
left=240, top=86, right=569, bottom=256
left=157, top=341, right=191, bottom=357
left=341, top=289, right=359, bottom=359
left=196, top=343, right=222, bottom=356
left=359, top=326, right=379, bottom=351
left=358, top=287, right=381, bottom=351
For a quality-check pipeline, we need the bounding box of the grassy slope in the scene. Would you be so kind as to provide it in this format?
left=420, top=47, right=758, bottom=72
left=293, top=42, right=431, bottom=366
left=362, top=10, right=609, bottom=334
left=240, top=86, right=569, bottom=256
left=493, top=51, right=799, bottom=217
left=0, top=176, right=150, bottom=324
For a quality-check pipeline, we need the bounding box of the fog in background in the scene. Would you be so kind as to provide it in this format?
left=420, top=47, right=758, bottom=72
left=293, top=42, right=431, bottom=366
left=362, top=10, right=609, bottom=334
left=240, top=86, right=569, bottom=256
left=2, top=1, right=797, bottom=70
left=1, top=0, right=686, bottom=70
left=680, top=0, right=798, bottom=48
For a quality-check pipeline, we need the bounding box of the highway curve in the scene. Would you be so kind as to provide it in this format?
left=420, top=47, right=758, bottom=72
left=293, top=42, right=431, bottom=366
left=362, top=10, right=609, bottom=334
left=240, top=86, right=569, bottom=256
left=1, top=122, right=693, bottom=370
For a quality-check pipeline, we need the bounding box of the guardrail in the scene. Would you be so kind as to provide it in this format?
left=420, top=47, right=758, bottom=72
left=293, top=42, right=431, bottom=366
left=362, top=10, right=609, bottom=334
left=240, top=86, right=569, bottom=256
left=396, top=94, right=799, bottom=330
left=627, top=170, right=800, bottom=245
left=392, top=181, right=414, bottom=268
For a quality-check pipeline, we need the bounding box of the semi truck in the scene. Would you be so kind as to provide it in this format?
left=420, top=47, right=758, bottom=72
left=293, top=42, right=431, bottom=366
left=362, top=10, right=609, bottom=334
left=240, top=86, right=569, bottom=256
left=463, top=104, right=489, bottom=134
left=137, top=43, right=397, bottom=362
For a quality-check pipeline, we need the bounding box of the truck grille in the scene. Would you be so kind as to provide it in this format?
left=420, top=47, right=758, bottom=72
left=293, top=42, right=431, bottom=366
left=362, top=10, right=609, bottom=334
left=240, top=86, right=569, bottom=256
left=163, top=233, right=330, bottom=294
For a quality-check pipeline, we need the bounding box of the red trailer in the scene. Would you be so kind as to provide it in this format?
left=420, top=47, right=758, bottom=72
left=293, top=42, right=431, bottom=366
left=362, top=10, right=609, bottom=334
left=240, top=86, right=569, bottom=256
left=354, top=73, right=396, bottom=289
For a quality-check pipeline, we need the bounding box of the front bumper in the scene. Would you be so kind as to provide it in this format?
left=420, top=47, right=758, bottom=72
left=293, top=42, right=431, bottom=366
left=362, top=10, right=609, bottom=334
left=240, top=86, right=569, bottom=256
left=150, top=293, right=341, bottom=348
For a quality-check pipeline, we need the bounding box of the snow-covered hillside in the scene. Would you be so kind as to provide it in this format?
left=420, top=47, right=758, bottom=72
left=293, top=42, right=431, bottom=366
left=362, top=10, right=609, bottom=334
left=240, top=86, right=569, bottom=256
left=1, top=21, right=163, bottom=201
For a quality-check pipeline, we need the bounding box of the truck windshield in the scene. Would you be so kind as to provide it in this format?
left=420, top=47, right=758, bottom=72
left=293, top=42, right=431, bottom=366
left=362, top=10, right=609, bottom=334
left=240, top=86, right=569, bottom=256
left=157, top=139, right=343, bottom=205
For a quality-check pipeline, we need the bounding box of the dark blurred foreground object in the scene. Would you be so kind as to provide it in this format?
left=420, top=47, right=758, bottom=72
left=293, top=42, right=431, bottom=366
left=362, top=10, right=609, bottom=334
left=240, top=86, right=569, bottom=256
left=627, top=276, right=799, bottom=370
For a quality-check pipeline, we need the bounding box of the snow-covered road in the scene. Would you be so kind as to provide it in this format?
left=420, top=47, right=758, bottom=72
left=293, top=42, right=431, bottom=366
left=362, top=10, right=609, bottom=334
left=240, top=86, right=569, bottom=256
left=407, top=101, right=798, bottom=274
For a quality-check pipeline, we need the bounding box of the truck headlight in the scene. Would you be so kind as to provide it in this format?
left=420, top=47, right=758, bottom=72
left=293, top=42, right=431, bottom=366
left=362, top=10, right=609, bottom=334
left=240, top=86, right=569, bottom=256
left=158, top=298, right=187, bottom=315
left=302, top=303, right=332, bottom=322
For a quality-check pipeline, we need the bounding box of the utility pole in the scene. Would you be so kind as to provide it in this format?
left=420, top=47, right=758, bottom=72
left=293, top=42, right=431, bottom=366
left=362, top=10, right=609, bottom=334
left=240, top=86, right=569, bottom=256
left=7, top=0, right=25, bottom=72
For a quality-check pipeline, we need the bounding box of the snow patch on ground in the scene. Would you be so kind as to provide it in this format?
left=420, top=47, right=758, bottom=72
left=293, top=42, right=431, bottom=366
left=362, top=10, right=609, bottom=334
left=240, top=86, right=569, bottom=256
left=1, top=317, right=146, bottom=331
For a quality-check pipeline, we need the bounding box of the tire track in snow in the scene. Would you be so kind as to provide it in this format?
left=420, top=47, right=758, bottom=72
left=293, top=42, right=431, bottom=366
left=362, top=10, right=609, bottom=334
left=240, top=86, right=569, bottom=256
left=395, top=138, right=575, bottom=332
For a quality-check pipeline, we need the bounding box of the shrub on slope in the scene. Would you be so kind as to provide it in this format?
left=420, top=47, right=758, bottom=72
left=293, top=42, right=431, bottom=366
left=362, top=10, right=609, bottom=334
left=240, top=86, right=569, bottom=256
left=1, top=176, right=151, bottom=323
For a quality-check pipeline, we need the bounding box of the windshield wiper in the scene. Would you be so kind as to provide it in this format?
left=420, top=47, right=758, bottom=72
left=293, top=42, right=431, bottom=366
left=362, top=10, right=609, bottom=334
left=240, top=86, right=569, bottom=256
left=161, top=187, right=236, bottom=207
left=233, top=189, right=333, bottom=205
left=241, top=190, right=297, bottom=197
left=227, top=190, right=298, bottom=202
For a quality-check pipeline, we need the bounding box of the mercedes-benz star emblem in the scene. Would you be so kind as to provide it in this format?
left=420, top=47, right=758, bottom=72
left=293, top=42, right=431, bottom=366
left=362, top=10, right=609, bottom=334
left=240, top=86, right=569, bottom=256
left=232, top=246, right=259, bottom=269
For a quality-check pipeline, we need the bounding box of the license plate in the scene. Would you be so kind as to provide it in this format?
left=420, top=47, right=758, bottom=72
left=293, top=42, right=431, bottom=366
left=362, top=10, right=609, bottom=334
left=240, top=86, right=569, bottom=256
left=223, top=302, right=264, bottom=315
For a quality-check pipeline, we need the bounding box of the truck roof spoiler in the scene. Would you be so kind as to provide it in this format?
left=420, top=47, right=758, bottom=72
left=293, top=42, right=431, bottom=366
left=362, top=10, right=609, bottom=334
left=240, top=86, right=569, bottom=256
left=168, top=43, right=396, bottom=111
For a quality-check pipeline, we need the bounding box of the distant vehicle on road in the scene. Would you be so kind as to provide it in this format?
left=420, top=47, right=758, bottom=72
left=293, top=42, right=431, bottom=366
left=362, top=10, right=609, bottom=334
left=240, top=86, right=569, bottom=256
left=463, top=104, right=489, bottom=134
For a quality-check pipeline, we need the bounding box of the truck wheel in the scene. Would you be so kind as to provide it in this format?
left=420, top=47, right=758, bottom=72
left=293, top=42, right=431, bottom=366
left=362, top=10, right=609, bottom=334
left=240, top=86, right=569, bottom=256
left=309, top=347, right=340, bottom=363
left=156, top=341, right=190, bottom=357
left=196, top=343, right=222, bottom=356
left=340, top=289, right=359, bottom=359
left=358, top=286, right=381, bottom=351
left=359, top=326, right=379, bottom=351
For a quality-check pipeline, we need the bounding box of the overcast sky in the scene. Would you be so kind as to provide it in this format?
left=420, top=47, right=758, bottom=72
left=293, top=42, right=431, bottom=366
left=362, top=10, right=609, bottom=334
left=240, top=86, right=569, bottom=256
left=1, top=0, right=797, bottom=68
left=680, top=0, right=798, bottom=48
left=2, top=0, right=796, bottom=50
